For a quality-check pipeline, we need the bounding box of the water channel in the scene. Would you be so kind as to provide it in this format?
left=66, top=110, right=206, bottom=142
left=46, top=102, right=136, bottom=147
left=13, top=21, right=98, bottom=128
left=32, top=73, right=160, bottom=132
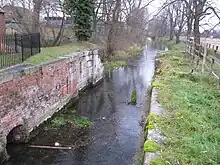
left=5, top=46, right=156, bottom=165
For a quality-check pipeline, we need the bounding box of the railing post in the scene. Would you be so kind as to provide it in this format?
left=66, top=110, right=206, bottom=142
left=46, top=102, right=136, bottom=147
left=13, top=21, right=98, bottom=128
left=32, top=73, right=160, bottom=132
left=210, top=58, right=214, bottom=75
left=21, top=35, right=24, bottom=62
left=14, top=33, right=18, bottom=53
left=202, top=44, right=207, bottom=73
left=38, top=33, right=41, bottom=53
left=215, top=46, right=218, bottom=54
left=30, top=34, right=33, bottom=56
left=189, top=41, right=192, bottom=56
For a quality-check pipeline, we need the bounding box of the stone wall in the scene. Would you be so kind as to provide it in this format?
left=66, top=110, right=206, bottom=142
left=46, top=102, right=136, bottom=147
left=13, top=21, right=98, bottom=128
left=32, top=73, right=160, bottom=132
left=0, top=49, right=104, bottom=163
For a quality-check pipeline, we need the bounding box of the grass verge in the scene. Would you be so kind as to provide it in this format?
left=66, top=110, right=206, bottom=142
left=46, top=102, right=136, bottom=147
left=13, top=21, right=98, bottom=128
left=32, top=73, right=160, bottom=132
left=25, top=42, right=94, bottom=65
left=154, top=42, right=220, bottom=164
left=207, top=48, right=220, bottom=58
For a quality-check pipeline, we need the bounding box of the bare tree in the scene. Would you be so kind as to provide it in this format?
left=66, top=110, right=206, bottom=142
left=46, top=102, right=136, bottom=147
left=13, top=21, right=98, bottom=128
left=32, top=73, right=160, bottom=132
left=174, top=2, right=186, bottom=43
left=32, top=0, right=43, bottom=33
left=158, top=0, right=220, bottom=45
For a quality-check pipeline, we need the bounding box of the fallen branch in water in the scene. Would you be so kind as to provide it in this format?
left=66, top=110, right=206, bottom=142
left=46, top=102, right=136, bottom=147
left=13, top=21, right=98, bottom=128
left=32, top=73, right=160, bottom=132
left=29, top=145, right=72, bottom=150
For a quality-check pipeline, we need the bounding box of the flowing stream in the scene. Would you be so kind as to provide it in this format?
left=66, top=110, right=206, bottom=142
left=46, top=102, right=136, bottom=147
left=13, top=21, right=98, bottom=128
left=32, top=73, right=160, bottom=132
left=5, top=46, right=156, bottom=165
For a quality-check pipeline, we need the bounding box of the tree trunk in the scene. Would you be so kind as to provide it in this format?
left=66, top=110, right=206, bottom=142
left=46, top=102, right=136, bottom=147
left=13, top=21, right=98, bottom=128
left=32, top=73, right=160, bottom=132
left=186, top=0, right=193, bottom=40
left=106, top=0, right=121, bottom=56
left=186, top=21, right=192, bottom=40
left=169, top=17, right=174, bottom=40
left=176, top=34, right=180, bottom=44
left=32, top=0, right=43, bottom=33
left=92, top=17, right=97, bottom=42
left=193, top=16, right=200, bottom=45
left=193, top=0, right=201, bottom=45
left=169, top=30, right=174, bottom=40
left=52, top=15, right=65, bottom=46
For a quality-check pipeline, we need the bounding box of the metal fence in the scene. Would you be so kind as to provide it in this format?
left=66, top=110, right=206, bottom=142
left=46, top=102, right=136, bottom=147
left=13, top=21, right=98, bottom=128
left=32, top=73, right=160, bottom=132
left=0, top=33, right=41, bottom=69
left=185, top=40, right=220, bottom=85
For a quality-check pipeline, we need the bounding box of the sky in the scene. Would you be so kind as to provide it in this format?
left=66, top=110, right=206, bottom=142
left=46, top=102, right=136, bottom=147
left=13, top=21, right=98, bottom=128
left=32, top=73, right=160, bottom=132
left=146, top=0, right=220, bottom=31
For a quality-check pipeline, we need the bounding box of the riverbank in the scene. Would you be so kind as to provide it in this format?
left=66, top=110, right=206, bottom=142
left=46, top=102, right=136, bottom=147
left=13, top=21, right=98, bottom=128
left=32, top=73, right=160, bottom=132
left=147, top=42, right=220, bottom=164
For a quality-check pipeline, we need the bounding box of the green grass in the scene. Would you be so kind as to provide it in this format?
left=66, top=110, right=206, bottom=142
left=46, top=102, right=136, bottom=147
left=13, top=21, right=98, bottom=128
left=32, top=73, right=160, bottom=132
left=154, top=42, right=220, bottom=164
left=150, top=158, right=165, bottom=165
left=49, top=108, right=93, bottom=128
left=25, top=42, right=93, bottom=65
left=0, top=53, right=22, bottom=68
left=128, top=89, right=137, bottom=105
left=104, top=61, right=128, bottom=70
left=144, top=140, right=161, bottom=152
left=207, top=48, right=220, bottom=58
left=146, top=113, right=157, bottom=130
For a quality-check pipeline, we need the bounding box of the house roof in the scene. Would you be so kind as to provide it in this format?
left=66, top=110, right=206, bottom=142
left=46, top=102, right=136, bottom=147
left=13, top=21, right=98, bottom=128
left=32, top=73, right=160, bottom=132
left=0, top=8, right=4, bottom=14
left=3, top=5, right=33, bottom=22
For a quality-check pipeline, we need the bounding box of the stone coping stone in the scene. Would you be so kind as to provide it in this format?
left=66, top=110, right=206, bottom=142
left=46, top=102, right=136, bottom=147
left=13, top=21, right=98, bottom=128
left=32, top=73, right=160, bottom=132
left=144, top=88, right=164, bottom=165
left=0, top=49, right=100, bottom=84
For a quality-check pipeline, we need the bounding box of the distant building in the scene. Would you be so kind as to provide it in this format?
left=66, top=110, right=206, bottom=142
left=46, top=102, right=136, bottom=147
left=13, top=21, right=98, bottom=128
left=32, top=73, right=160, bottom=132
left=44, top=16, right=73, bottom=28
left=0, top=8, right=5, bottom=35
left=201, top=30, right=211, bottom=38
left=212, top=30, right=220, bottom=38
left=3, top=5, right=33, bottom=33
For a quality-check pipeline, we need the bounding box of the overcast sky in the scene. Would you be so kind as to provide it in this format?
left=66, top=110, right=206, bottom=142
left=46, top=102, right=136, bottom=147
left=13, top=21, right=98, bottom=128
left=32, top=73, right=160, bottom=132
left=146, top=0, right=220, bottom=31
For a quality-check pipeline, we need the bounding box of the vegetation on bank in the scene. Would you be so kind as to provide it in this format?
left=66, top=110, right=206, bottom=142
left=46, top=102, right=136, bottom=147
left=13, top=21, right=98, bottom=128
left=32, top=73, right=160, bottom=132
left=24, top=42, right=142, bottom=68
left=207, top=48, right=220, bottom=58
left=45, top=108, right=93, bottom=130
left=128, top=89, right=137, bottom=105
left=152, top=41, right=220, bottom=164
left=146, top=113, right=157, bottom=130
left=144, top=140, right=161, bottom=153
left=103, top=44, right=143, bottom=71
left=25, top=42, right=94, bottom=65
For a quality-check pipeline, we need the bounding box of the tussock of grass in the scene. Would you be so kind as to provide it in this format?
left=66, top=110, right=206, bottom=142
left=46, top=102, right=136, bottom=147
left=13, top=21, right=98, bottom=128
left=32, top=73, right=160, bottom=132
left=155, top=43, right=220, bottom=164
left=162, top=39, right=185, bottom=51
left=104, top=61, right=127, bottom=70
left=125, top=44, right=142, bottom=57
left=104, top=45, right=143, bottom=71
left=144, top=140, right=160, bottom=153
left=149, top=158, right=165, bottom=165
left=146, top=113, right=157, bottom=130
left=49, top=108, right=93, bottom=128
left=128, top=89, right=137, bottom=105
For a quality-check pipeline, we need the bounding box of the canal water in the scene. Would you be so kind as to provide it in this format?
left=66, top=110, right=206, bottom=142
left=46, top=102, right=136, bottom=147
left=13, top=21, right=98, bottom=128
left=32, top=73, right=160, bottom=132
left=5, top=46, right=156, bottom=165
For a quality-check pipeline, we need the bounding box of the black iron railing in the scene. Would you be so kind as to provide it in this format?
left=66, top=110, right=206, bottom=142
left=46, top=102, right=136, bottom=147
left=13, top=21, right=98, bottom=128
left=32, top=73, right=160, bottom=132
left=0, top=33, right=41, bottom=69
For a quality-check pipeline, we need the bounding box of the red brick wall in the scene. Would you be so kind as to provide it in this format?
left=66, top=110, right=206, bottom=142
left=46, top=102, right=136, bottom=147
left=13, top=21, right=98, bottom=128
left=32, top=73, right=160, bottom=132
left=0, top=50, right=104, bottom=163
left=0, top=58, right=79, bottom=137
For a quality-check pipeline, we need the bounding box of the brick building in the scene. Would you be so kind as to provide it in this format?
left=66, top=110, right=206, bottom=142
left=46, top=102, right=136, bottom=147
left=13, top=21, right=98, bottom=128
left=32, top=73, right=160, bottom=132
left=0, top=8, right=5, bottom=35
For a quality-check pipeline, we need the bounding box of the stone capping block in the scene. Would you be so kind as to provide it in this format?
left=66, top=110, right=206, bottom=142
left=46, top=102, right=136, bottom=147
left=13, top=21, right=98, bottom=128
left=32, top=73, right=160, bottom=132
left=0, top=49, right=98, bottom=84
left=144, top=88, right=164, bottom=165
